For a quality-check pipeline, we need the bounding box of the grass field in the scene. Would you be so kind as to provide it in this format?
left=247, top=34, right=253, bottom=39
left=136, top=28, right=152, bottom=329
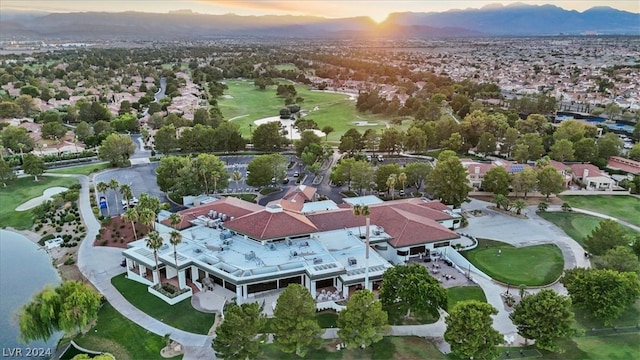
left=559, top=195, right=640, bottom=227
left=111, top=274, right=215, bottom=334
left=73, top=302, right=177, bottom=360
left=461, top=239, right=564, bottom=286
left=447, top=286, right=487, bottom=310
left=0, top=176, right=78, bottom=229
left=274, top=64, right=298, bottom=71
left=48, top=163, right=110, bottom=176
left=384, top=303, right=439, bottom=325
left=539, top=212, right=638, bottom=245
left=260, top=336, right=446, bottom=360
left=218, top=80, right=394, bottom=141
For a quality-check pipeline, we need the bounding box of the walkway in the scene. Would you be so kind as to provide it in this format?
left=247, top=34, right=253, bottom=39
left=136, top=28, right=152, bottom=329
left=70, top=173, right=216, bottom=359
left=547, top=205, right=640, bottom=232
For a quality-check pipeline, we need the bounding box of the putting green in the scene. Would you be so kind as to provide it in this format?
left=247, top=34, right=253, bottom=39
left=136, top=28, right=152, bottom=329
left=462, top=239, right=564, bottom=286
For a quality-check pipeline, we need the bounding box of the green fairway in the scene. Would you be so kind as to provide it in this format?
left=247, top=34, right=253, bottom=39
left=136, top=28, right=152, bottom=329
left=274, top=63, right=298, bottom=71
left=73, top=302, right=176, bottom=360
left=0, top=176, right=78, bottom=229
left=260, top=336, right=446, bottom=360
left=539, top=212, right=638, bottom=245
left=218, top=80, right=393, bottom=141
left=48, top=162, right=110, bottom=175
left=461, top=239, right=564, bottom=286
left=111, top=274, right=215, bottom=334
left=447, top=285, right=487, bottom=310
left=559, top=195, right=640, bottom=227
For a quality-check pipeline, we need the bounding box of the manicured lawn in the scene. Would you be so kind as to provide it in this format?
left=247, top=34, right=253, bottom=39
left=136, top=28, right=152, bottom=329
left=447, top=285, right=487, bottom=310
left=559, top=195, right=640, bottom=227
left=218, top=80, right=393, bottom=141
left=274, top=63, right=298, bottom=71
left=0, top=176, right=78, bottom=229
left=461, top=239, right=564, bottom=286
left=539, top=212, right=638, bottom=246
left=572, top=299, right=640, bottom=329
left=260, top=336, right=446, bottom=360
left=111, top=274, right=215, bottom=334
left=73, top=302, right=178, bottom=360
left=48, top=162, right=110, bottom=175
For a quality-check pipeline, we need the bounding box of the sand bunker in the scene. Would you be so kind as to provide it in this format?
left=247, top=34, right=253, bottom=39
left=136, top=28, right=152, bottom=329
left=353, top=121, right=378, bottom=126
left=253, top=116, right=324, bottom=140
left=16, top=187, right=69, bottom=211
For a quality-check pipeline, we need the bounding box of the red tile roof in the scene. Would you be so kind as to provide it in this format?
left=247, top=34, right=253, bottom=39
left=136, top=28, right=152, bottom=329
left=283, top=185, right=316, bottom=202
left=224, top=208, right=318, bottom=240
left=166, top=196, right=262, bottom=230
left=608, top=156, right=640, bottom=175
left=569, top=163, right=604, bottom=178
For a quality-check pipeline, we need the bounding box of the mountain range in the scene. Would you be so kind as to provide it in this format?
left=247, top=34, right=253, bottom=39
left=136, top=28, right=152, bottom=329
left=0, top=3, right=638, bottom=40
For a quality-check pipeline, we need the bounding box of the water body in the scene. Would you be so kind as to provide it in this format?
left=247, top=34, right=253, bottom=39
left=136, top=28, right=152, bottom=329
left=0, top=230, right=62, bottom=356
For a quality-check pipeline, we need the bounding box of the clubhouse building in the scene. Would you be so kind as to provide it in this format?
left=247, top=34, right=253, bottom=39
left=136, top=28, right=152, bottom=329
left=122, top=186, right=463, bottom=304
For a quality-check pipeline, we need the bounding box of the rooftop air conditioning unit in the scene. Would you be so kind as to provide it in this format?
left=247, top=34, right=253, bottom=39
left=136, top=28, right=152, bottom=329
left=313, top=257, right=323, bottom=264
left=245, top=251, right=256, bottom=260
left=269, top=243, right=276, bottom=251
left=348, top=257, right=357, bottom=266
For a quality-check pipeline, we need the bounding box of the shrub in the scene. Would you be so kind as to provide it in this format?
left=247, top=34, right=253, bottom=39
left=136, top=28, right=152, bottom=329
left=64, top=257, right=76, bottom=265
left=63, top=213, right=76, bottom=223
left=55, top=226, right=63, bottom=232
left=101, top=240, right=108, bottom=246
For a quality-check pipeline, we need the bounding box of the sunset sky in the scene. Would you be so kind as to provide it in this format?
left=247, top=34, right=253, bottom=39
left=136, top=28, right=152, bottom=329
left=2, top=1, right=639, bottom=22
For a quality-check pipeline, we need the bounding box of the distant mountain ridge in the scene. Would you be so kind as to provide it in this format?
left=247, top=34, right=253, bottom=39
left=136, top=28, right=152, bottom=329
left=0, top=4, right=638, bottom=40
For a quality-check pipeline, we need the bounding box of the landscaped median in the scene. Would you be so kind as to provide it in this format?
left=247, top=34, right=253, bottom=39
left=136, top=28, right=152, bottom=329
left=111, top=274, right=214, bottom=334
left=460, top=239, right=564, bottom=286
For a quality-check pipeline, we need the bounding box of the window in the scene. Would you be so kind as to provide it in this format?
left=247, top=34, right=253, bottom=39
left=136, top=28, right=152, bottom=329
left=433, top=241, right=450, bottom=248
left=397, top=250, right=409, bottom=256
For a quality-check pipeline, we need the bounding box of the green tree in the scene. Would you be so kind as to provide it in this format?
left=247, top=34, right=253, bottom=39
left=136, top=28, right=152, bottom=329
left=597, top=133, right=623, bottom=161
left=379, top=263, right=447, bottom=319
left=628, top=143, right=640, bottom=161
left=41, top=121, right=67, bottom=140
left=536, top=165, right=564, bottom=199
left=212, top=121, right=245, bottom=152
left=146, top=231, right=164, bottom=284
left=444, top=300, right=503, bottom=360
left=272, top=284, right=323, bottom=357
left=74, top=121, right=93, bottom=143
left=604, top=102, right=622, bottom=121
left=15, top=94, right=38, bottom=117
left=169, top=230, right=183, bottom=271
left=339, top=128, right=363, bottom=155
left=0, top=101, right=22, bottom=118
left=592, top=246, right=640, bottom=273
left=18, top=281, right=102, bottom=342
left=426, top=151, right=471, bottom=207
left=553, top=120, right=586, bottom=143
left=502, top=127, right=519, bottom=157
left=511, top=167, right=538, bottom=198
left=156, top=155, right=190, bottom=193
left=574, top=138, right=598, bottom=163
left=378, top=128, right=404, bottom=154
left=213, top=302, right=267, bottom=360
left=321, top=125, right=334, bottom=141
left=561, top=268, right=640, bottom=326
left=513, top=199, right=527, bottom=215
left=252, top=122, right=287, bottom=152
left=93, top=120, right=113, bottom=137
left=337, top=290, right=389, bottom=349
left=231, top=170, right=243, bottom=192
left=386, top=173, right=397, bottom=200
left=98, top=133, right=136, bottom=167
left=510, top=289, right=577, bottom=352
left=440, top=132, right=463, bottom=152
left=246, top=153, right=287, bottom=187
left=0, top=156, right=16, bottom=186
left=350, top=160, right=375, bottom=194
left=108, top=178, right=120, bottom=215
left=583, top=219, right=629, bottom=256
left=330, top=157, right=359, bottom=191
left=404, top=126, right=426, bottom=153
left=477, top=132, right=497, bottom=157
left=403, top=162, right=431, bottom=191
left=294, top=131, right=321, bottom=157
left=122, top=207, right=139, bottom=241
left=22, top=153, right=45, bottom=181
left=193, top=153, right=228, bottom=195
left=482, top=166, right=511, bottom=195
left=154, top=124, right=177, bottom=155
left=550, top=139, right=575, bottom=162
left=1, top=125, right=34, bottom=153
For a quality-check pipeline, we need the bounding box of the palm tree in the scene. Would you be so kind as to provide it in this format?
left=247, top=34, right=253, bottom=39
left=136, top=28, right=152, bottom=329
left=168, top=212, right=181, bottom=230
left=352, top=204, right=371, bottom=291
left=231, top=170, right=243, bottom=192
left=513, top=199, right=527, bottom=215
left=169, top=230, right=183, bottom=276
left=139, top=207, right=156, bottom=232
left=212, top=170, right=221, bottom=194
left=398, top=172, right=407, bottom=196
left=386, top=174, right=397, bottom=200
left=96, top=181, right=109, bottom=215
left=494, top=194, right=507, bottom=209
left=122, top=207, right=139, bottom=241
left=146, top=231, right=164, bottom=285
left=108, top=178, right=120, bottom=215
left=120, top=183, right=133, bottom=208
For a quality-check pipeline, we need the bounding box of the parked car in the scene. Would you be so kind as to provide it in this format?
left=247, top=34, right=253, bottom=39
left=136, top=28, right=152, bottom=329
left=282, top=178, right=290, bottom=184
left=399, top=189, right=405, bottom=197
left=293, top=171, right=300, bottom=177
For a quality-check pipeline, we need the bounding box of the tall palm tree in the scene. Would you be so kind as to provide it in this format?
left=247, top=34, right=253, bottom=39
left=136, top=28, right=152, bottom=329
left=169, top=230, right=183, bottom=276
left=108, top=178, right=120, bottom=215
left=386, top=174, right=397, bottom=200
left=139, top=207, right=156, bottom=232
left=231, top=170, right=243, bottom=192
left=96, top=181, right=110, bottom=215
left=353, top=204, right=371, bottom=291
left=122, top=207, right=139, bottom=241
left=212, top=170, right=221, bottom=194
left=146, top=231, right=164, bottom=285
left=119, top=183, right=133, bottom=208
left=398, top=172, right=407, bottom=196
left=168, top=212, right=181, bottom=230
